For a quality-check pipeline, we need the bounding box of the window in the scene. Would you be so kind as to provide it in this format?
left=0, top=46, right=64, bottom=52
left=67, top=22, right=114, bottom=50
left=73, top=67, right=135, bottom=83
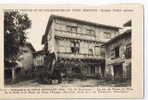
left=67, top=26, right=77, bottom=33
left=88, top=49, right=93, bottom=55
left=94, top=46, right=100, bottom=56
left=110, top=46, right=120, bottom=59
left=115, top=46, right=120, bottom=58
left=114, top=32, right=118, bottom=37
left=125, top=43, right=131, bottom=59
left=100, top=47, right=105, bottom=57
left=104, top=32, right=111, bottom=39
left=94, top=46, right=105, bottom=56
left=70, top=41, right=80, bottom=54
left=86, top=29, right=95, bottom=36
left=110, top=49, right=115, bottom=59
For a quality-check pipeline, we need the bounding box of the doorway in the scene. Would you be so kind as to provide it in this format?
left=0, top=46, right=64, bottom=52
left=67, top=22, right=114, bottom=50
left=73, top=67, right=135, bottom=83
left=113, top=64, right=123, bottom=80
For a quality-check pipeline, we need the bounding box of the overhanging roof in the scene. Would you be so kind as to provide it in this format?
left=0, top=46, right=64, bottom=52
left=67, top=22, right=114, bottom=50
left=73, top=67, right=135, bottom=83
left=42, top=14, right=121, bottom=44
left=104, top=29, right=131, bottom=46
left=49, top=15, right=121, bottom=29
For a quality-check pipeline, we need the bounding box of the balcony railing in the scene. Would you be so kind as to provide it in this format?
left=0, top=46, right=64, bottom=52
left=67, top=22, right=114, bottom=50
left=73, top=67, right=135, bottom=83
left=57, top=52, right=104, bottom=60
left=106, top=57, right=125, bottom=65
left=54, top=29, right=98, bottom=42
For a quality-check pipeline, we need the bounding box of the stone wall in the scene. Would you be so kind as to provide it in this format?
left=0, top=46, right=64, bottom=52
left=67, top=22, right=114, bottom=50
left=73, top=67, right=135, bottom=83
left=105, top=33, right=131, bottom=81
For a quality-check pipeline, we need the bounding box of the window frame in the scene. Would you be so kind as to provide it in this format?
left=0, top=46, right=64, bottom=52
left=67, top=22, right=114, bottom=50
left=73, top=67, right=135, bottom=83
left=114, top=46, right=120, bottom=58
left=88, top=48, right=93, bottom=56
left=66, top=25, right=78, bottom=33
left=86, top=29, right=95, bottom=37
left=70, top=41, right=80, bottom=54
left=104, top=32, right=111, bottom=39
left=125, top=43, right=131, bottom=59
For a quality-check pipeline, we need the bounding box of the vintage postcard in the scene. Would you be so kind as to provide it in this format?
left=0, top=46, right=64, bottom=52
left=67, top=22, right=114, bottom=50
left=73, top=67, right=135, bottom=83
left=0, top=3, right=143, bottom=98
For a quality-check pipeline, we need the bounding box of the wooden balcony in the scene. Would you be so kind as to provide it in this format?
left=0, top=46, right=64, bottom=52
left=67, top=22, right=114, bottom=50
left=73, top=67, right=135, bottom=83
left=54, top=29, right=102, bottom=42
left=56, top=52, right=105, bottom=60
left=106, top=57, right=125, bottom=65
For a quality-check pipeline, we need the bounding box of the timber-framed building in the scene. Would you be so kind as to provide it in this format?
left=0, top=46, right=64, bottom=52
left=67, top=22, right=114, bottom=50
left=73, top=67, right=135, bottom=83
left=42, top=15, right=120, bottom=79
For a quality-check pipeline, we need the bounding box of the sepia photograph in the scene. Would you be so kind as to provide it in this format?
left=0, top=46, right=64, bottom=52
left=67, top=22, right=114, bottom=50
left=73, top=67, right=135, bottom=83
left=4, top=10, right=132, bottom=87
left=0, top=3, right=143, bottom=99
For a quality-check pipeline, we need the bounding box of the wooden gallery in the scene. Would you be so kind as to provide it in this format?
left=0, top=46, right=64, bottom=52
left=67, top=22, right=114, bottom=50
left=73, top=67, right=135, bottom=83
left=41, top=15, right=130, bottom=80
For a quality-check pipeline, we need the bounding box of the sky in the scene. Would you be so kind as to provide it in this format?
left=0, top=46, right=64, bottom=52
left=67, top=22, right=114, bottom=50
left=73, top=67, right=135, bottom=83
left=24, top=6, right=131, bottom=51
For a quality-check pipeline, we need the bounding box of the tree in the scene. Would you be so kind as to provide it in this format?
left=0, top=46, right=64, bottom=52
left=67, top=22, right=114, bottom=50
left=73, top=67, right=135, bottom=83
left=4, top=11, right=31, bottom=62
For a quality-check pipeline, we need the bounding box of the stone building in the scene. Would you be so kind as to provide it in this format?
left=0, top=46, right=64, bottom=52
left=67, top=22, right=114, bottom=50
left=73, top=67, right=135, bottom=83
left=104, top=20, right=131, bottom=81
left=42, top=15, right=120, bottom=79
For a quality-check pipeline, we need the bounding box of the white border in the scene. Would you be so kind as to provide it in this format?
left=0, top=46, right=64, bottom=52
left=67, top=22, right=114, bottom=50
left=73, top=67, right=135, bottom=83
left=0, top=0, right=147, bottom=100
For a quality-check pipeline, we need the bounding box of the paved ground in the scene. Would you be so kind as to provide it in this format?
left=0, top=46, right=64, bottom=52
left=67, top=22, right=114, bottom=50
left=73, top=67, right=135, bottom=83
left=6, top=79, right=131, bottom=87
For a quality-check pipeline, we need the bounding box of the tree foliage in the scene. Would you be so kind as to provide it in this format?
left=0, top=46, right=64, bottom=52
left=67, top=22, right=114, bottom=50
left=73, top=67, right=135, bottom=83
left=4, top=11, right=31, bottom=61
